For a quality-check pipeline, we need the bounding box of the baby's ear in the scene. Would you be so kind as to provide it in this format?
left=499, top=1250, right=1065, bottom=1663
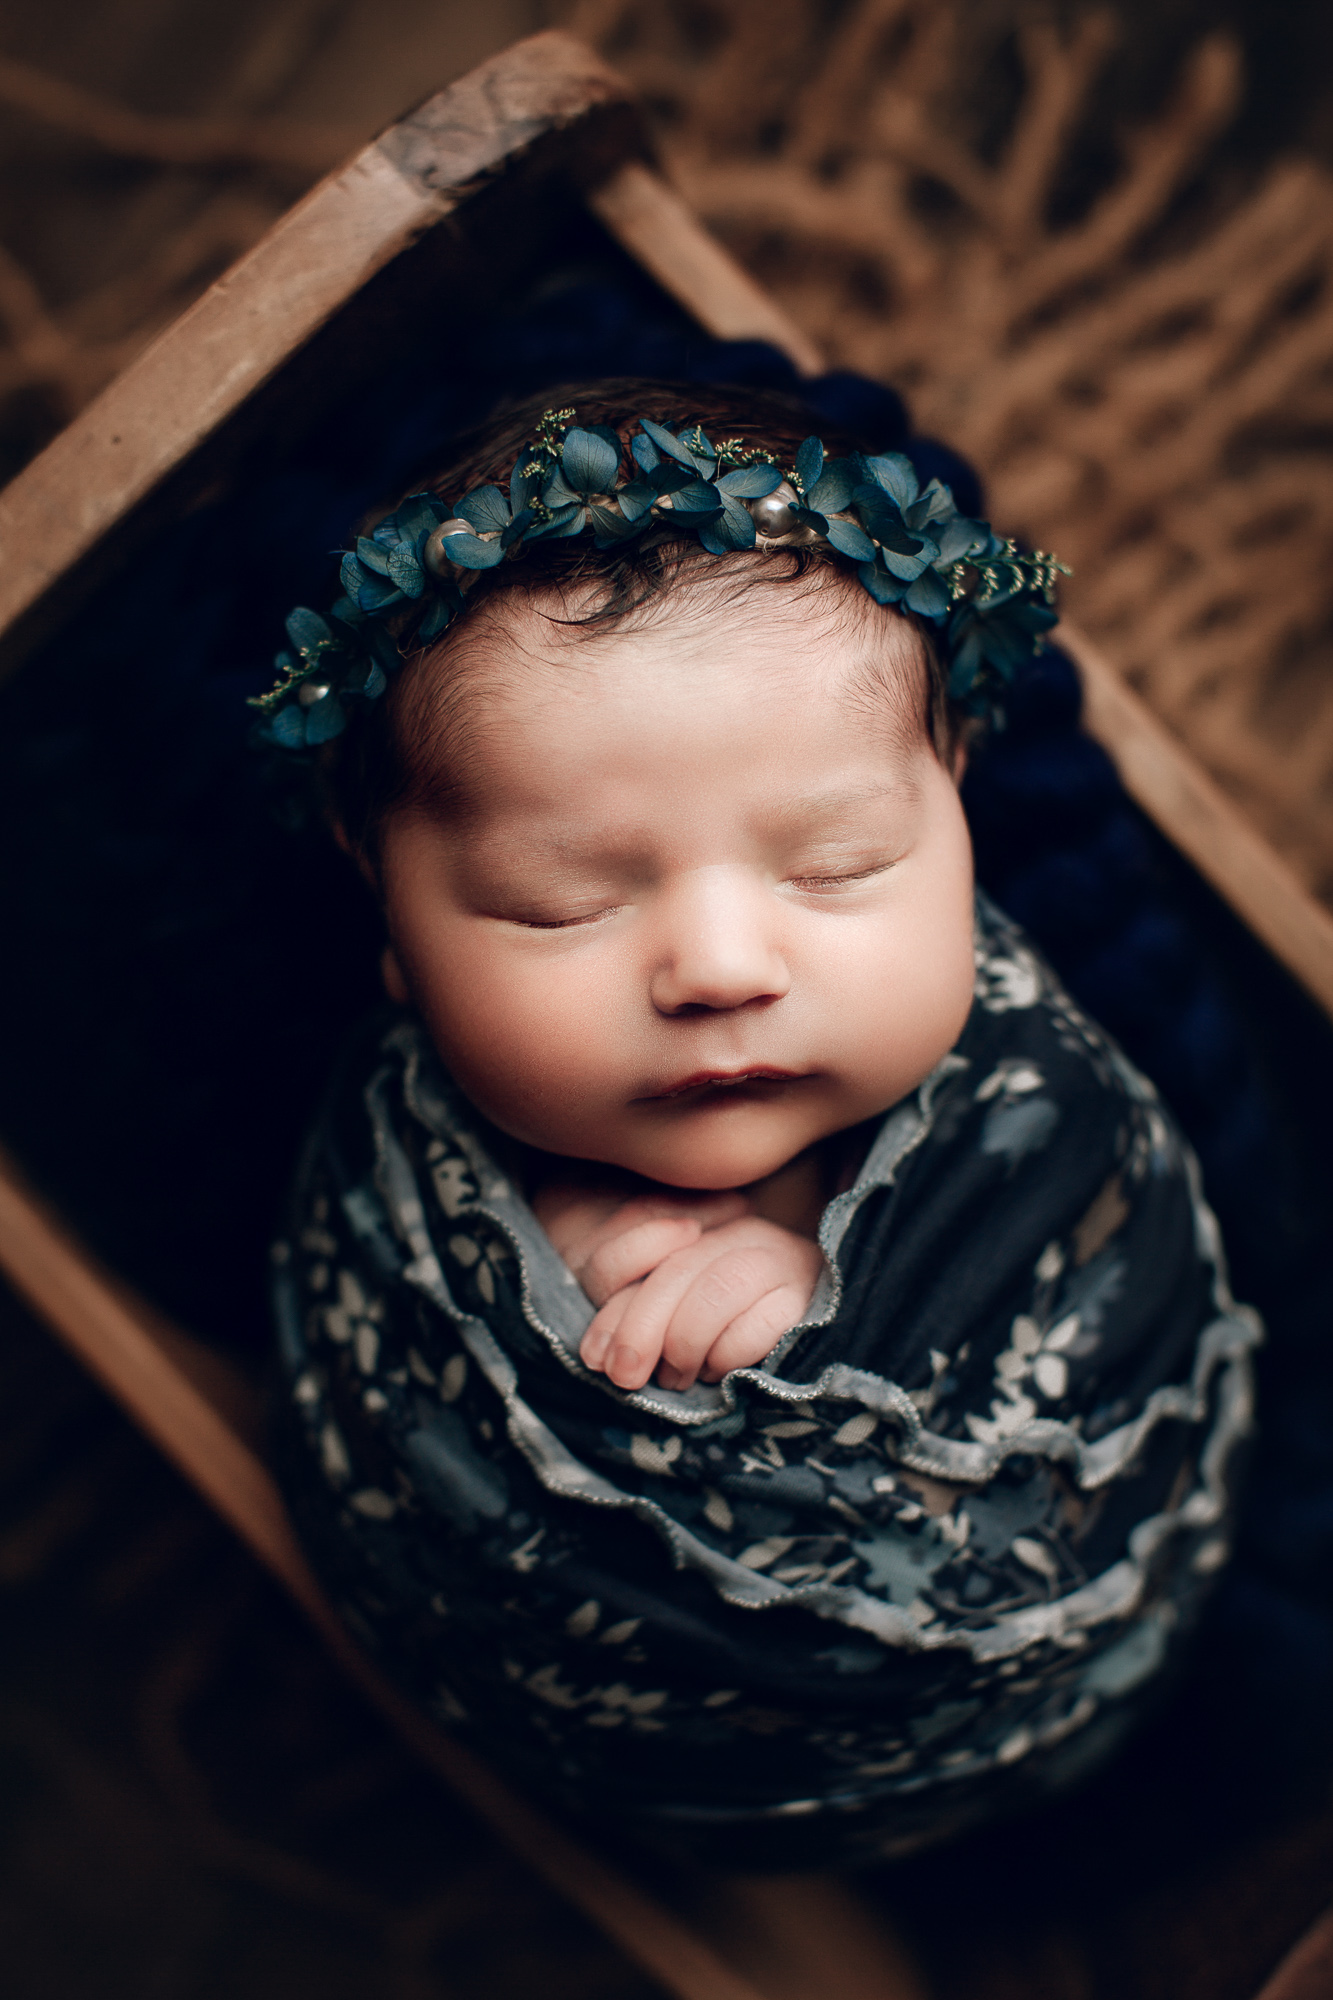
left=951, top=740, right=969, bottom=785
left=380, top=946, right=411, bottom=1005
left=329, top=813, right=379, bottom=891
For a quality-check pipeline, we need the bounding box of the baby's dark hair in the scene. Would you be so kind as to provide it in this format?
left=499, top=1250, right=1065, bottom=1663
left=328, top=379, right=961, bottom=859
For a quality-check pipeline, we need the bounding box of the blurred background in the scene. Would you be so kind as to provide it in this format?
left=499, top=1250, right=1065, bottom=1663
left=2, top=4, right=1332, bottom=1996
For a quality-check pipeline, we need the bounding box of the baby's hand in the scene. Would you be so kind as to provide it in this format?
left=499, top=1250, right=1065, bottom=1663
left=536, top=1182, right=751, bottom=1308
left=534, top=1181, right=823, bottom=1393
left=584, top=1215, right=825, bottom=1391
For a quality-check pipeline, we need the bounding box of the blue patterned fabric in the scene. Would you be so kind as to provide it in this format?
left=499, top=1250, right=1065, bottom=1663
left=273, top=893, right=1257, bottom=1862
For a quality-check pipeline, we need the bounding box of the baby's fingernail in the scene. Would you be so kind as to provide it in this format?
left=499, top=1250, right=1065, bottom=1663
left=609, top=1345, right=643, bottom=1386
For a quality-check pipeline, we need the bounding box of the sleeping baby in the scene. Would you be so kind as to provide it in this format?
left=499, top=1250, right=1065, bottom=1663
left=265, top=383, right=1258, bottom=1865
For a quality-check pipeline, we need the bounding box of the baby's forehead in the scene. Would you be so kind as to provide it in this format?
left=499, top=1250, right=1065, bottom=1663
left=393, top=561, right=933, bottom=809
left=450, top=564, right=923, bottom=695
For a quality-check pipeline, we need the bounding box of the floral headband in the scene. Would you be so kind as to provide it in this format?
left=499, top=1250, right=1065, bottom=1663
left=251, top=406, right=1069, bottom=749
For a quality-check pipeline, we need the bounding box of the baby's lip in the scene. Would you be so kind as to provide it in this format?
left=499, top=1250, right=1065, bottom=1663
left=640, top=1066, right=809, bottom=1102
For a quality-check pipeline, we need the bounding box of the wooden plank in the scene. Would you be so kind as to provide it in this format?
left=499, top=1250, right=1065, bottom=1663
left=0, top=30, right=637, bottom=671
left=1253, top=1905, right=1333, bottom=2000
left=587, top=160, right=823, bottom=375
left=0, top=1146, right=318, bottom=1619
left=698, top=1875, right=929, bottom=2000
left=1059, top=620, right=1333, bottom=1022
left=0, top=1144, right=778, bottom=2000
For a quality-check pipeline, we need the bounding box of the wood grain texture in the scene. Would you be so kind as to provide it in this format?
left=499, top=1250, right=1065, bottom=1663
left=0, top=30, right=637, bottom=669
left=0, top=1145, right=317, bottom=1617
left=378, top=30, right=632, bottom=192
left=0, top=146, right=439, bottom=650
left=1254, top=1905, right=1333, bottom=2000
left=1059, top=620, right=1333, bottom=1023
left=587, top=160, right=823, bottom=373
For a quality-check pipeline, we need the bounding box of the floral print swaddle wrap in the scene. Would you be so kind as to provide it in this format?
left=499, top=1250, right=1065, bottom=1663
left=272, top=893, right=1259, bottom=1861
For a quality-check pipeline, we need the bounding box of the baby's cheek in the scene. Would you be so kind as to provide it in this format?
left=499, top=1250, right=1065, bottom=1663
left=446, top=1026, right=592, bottom=1135
left=832, top=906, right=974, bottom=1104
left=418, top=952, right=633, bottom=1147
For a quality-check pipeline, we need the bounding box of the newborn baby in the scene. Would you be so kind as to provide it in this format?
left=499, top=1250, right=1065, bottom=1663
left=269, top=382, right=1258, bottom=1864
left=375, top=527, right=973, bottom=1396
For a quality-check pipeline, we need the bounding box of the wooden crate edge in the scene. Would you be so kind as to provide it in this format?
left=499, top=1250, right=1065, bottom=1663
left=0, top=31, right=641, bottom=666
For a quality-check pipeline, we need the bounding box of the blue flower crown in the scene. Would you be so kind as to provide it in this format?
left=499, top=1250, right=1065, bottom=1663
left=251, top=406, right=1069, bottom=749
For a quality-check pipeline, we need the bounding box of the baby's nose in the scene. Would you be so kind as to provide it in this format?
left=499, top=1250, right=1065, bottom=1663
left=649, top=870, right=791, bottom=1015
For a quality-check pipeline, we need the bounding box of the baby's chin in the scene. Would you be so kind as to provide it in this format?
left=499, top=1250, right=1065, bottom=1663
left=601, top=1117, right=827, bottom=1193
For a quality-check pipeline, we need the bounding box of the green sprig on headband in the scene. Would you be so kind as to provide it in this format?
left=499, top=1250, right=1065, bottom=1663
left=251, top=408, right=1070, bottom=750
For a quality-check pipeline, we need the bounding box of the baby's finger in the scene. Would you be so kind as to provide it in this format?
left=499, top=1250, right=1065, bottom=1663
left=578, top=1215, right=704, bottom=1306
left=540, top=1188, right=677, bottom=1267
left=580, top=1282, right=641, bottom=1372
left=655, top=1245, right=795, bottom=1389
left=558, top=1191, right=746, bottom=1285
left=697, top=1284, right=812, bottom=1382
left=599, top=1248, right=714, bottom=1390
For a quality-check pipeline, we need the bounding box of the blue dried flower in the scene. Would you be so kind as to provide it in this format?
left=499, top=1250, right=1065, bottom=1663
left=251, top=408, right=1069, bottom=749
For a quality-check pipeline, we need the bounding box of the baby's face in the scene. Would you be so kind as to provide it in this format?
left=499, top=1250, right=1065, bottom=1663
left=375, top=585, right=977, bottom=1190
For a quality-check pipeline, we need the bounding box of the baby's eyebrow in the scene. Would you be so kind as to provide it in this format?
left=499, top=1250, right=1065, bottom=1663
left=472, top=824, right=652, bottom=871
left=762, top=781, right=917, bottom=829
left=500, top=785, right=909, bottom=853
left=463, top=782, right=918, bottom=871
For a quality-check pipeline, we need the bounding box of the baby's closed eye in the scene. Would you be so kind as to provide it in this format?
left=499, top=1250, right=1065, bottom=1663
left=785, top=859, right=894, bottom=890
left=780, top=835, right=908, bottom=892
